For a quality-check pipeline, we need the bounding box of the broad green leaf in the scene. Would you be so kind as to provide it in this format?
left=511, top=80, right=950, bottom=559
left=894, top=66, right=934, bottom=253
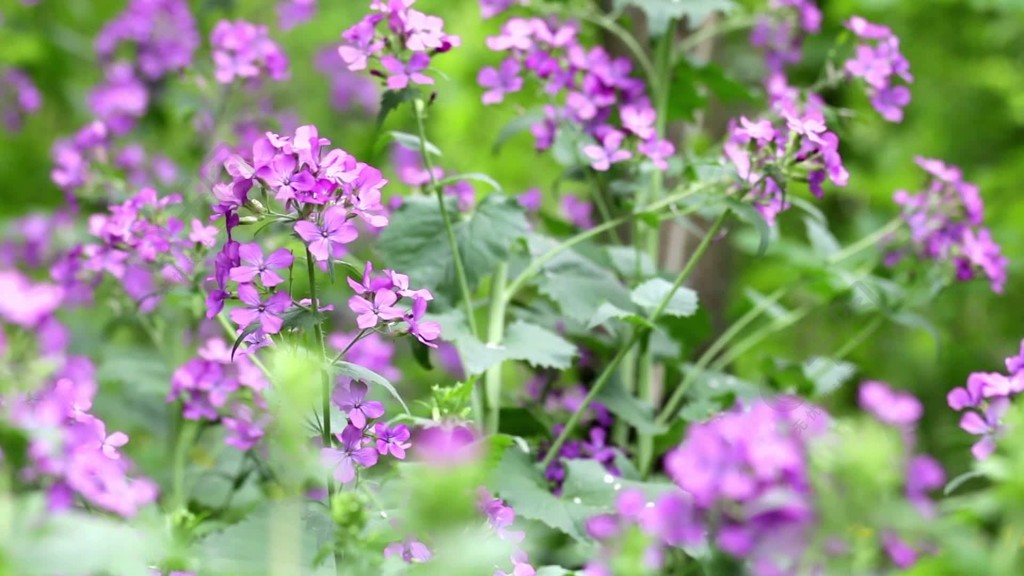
left=528, top=236, right=632, bottom=324
left=595, top=378, right=667, bottom=434
left=587, top=302, right=651, bottom=333
left=493, top=109, right=546, bottom=153
left=378, top=195, right=528, bottom=300
left=336, top=360, right=411, bottom=414
left=428, top=310, right=507, bottom=375
left=503, top=320, right=578, bottom=369
left=562, top=460, right=676, bottom=504
left=630, top=278, right=699, bottom=318
left=605, top=246, right=657, bottom=280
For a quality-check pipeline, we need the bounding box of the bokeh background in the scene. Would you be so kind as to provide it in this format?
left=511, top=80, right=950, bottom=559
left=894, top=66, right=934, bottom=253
left=2, top=0, right=1022, bottom=482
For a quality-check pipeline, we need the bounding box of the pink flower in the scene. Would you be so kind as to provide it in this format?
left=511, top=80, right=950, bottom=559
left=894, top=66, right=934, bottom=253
left=294, top=206, right=358, bottom=262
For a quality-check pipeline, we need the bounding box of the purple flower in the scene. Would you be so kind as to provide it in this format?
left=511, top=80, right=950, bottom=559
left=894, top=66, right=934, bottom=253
left=348, top=289, right=405, bottom=330
left=189, top=219, right=218, bottom=248
left=959, top=398, right=1009, bottom=460
left=380, top=54, right=433, bottom=90
left=211, top=20, right=289, bottom=84
left=621, top=104, right=656, bottom=140
left=406, top=297, right=440, bottom=347
left=332, top=381, right=385, bottom=429
left=858, top=381, right=923, bottom=427
left=583, top=130, right=632, bottom=171
left=88, top=64, right=148, bottom=136
left=478, top=489, right=525, bottom=542
left=256, top=154, right=318, bottom=202
left=480, top=0, right=524, bottom=19
left=339, top=15, right=384, bottom=72
left=403, top=9, right=446, bottom=52
left=870, top=85, right=911, bottom=122
left=322, top=425, right=379, bottom=484
left=223, top=405, right=266, bottom=451
left=384, top=539, right=432, bottom=563
left=294, top=206, right=358, bottom=262
left=561, top=194, right=594, bottom=229
left=2, top=67, right=41, bottom=132
left=517, top=188, right=542, bottom=212
left=95, top=0, right=199, bottom=81
left=229, top=283, right=291, bottom=334
left=374, top=422, right=411, bottom=458
left=277, top=0, right=316, bottom=30
left=229, top=243, right=294, bottom=287
left=478, top=58, right=523, bottom=105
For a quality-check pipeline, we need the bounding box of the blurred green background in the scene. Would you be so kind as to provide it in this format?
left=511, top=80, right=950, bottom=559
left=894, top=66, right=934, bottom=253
left=1, top=0, right=1022, bottom=479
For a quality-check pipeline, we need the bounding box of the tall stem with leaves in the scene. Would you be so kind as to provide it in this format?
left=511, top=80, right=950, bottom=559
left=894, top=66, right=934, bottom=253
left=540, top=209, right=729, bottom=470
left=484, top=262, right=508, bottom=434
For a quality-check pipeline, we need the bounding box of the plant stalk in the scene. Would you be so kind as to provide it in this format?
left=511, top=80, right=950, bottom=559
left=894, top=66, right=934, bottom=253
left=484, top=262, right=508, bottom=434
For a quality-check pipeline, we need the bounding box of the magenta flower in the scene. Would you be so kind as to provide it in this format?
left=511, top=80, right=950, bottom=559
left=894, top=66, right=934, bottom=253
left=223, top=405, right=266, bottom=451
left=583, top=130, right=632, bottom=171
left=211, top=20, right=289, bottom=84
left=348, top=289, right=405, bottom=329
left=189, top=219, right=218, bottom=248
left=322, top=425, right=379, bottom=484
left=478, top=489, right=526, bottom=542
left=478, top=58, right=523, bottom=105
left=406, top=297, right=440, bottom=347
left=333, top=381, right=386, bottom=429
left=871, top=85, right=911, bottom=122
left=256, top=154, right=317, bottom=202
left=380, top=54, right=433, bottom=90
left=404, top=9, right=446, bottom=52
left=294, top=206, right=358, bottom=262
left=384, top=540, right=431, bottom=563
left=960, top=398, right=1009, bottom=460
left=621, top=104, right=656, bottom=140
left=339, top=15, right=384, bottom=71
left=374, top=422, right=411, bottom=458
left=229, top=283, right=291, bottom=334
left=858, top=381, right=923, bottom=427
left=229, top=243, right=294, bottom=287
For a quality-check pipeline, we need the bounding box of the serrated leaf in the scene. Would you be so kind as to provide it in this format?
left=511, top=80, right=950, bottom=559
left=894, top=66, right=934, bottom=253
left=630, top=278, right=699, bottom=318
left=335, top=361, right=410, bottom=414
left=528, top=235, right=632, bottom=324
left=801, top=357, right=856, bottom=396
left=377, top=88, right=421, bottom=127
left=378, top=195, right=528, bottom=301
left=429, top=310, right=508, bottom=376
left=503, top=320, right=578, bottom=369
left=595, top=378, right=667, bottom=434
left=587, top=302, right=650, bottom=332
left=438, top=172, right=503, bottom=193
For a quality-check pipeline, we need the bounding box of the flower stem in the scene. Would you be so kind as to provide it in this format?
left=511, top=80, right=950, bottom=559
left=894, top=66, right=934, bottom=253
left=484, top=262, right=508, bottom=435
left=413, top=98, right=479, bottom=338
left=306, top=250, right=335, bottom=503
left=540, top=210, right=729, bottom=470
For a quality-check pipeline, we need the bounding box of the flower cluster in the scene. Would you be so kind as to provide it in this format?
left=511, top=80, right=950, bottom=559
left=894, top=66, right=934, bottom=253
left=844, top=17, right=913, bottom=122
left=346, top=262, right=440, bottom=347
left=322, top=382, right=410, bottom=484
left=0, top=271, right=157, bottom=518
left=315, top=46, right=379, bottom=114
left=211, top=20, right=290, bottom=85
left=95, top=0, right=198, bottom=81
left=890, top=157, right=1007, bottom=293
left=663, top=399, right=824, bottom=574
left=480, top=17, right=675, bottom=171
left=168, top=338, right=270, bottom=450
left=479, top=0, right=527, bottom=20
left=480, top=493, right=539, bottom=576
left=1, top=67, right=41, bottom=132
left=53, top=187, right=194, bottom=313
left=723, top=104, right=848, bottom=224
left=338, top=0, right=461, bottom=91
left=2, top=357, right=158, bottom=517
left=948, top=339, right=1024, bottom=459
left=750, top=0, right=822, bottom=74
left=278, top=0, right=317, bottom=30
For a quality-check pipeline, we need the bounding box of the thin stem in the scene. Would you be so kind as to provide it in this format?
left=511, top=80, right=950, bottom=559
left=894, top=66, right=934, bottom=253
left=331, top=329, right=370, bottom=364
left=503, top=182, right=719, bottom=304
left=413, top=98, right=479, bottom=337
left=826, top=218, right=901, bottom=265
left=171, top=420, right=200, bottom=512
left=675, top=14, right=760, bottom=56
left=654, top=288, right=787, bottom=426
left=707, top=306, right=812, bottom=373
left=484, top=262, right=509, bottom=435
left=306, top=250, right=336, bottom=502
left=540, top=210, right=730, bottom=470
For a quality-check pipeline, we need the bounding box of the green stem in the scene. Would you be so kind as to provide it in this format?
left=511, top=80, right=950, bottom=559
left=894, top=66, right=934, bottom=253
left=635, top=17, right=676, bottom=477
left=171, top=420, right=200, bottom=512
left=306, top=251, right=336, bottom=505
left=413, top=98, right=478, bottom=337
left=654, top=288, right=787, bottom=426
left=707, top=306, right=812, bottom=373
left=826, top=218, right=901, bottom=265
left=484, top=262, right=509, bottom=435
left=540, top=210, right=730, bottom=470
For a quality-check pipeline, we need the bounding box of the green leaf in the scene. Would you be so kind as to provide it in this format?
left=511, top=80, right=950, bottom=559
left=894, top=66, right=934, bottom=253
left=493, top=110, right=546, bottom=153
left=630, top=278, right=699, bottom=318
left=944, top=470, right=985, bottom=496
left=614, top=0, right=736, bottom=35
left=378, top=195, right=528, bottom=300
left=666, top=59, right=707, bottom=122
left=804, top=216, right=841, bottom=258
left=498, top=407, right=548, bottom=437
left=528, top=236, right=632, bottom=324
left=503, top=320, right=578, bottom=369
left=429, top=310, right=508, bottom=375
left=724, top=199, right=771, bottom=256
left=595, top=378, right=667, bottom=434
left=438, top=172, right=503, bottom=193
left=377, top=88, right=421, bottom=126
left=802, top=357, right=857, bottom=396
left=384, top=130, right=442, bottom=157
left=587, top=302, right=651, bottom=333
left=335, top=361, right=411, bottom=414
